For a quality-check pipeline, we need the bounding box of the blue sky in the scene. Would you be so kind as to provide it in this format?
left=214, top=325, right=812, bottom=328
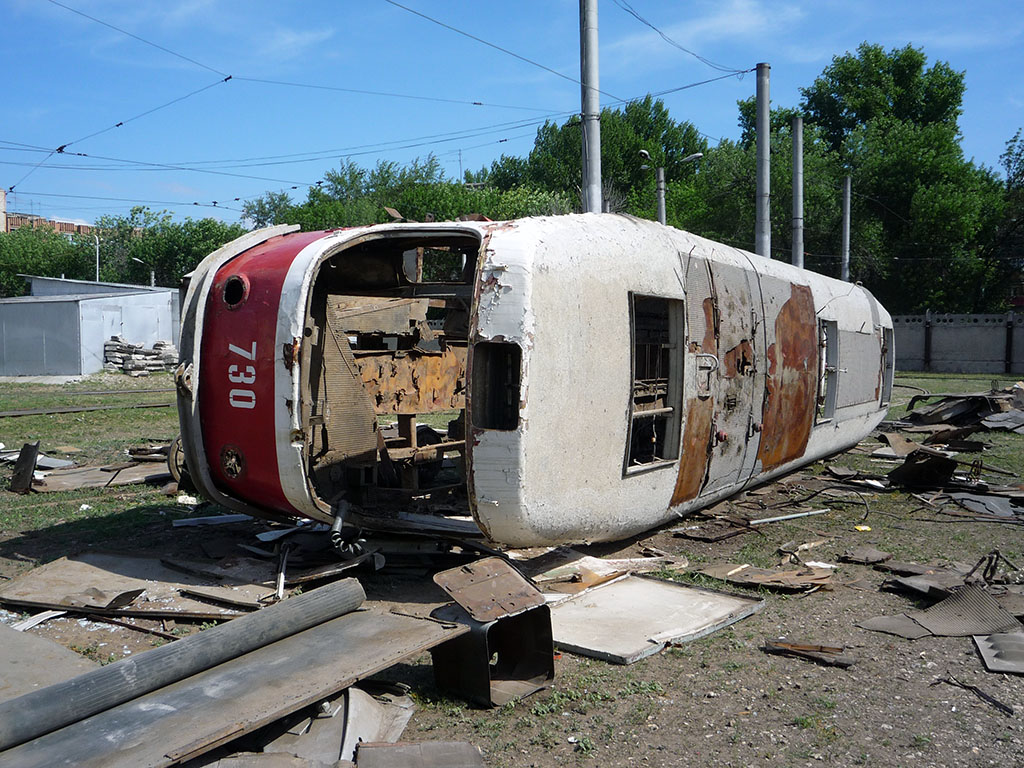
left=2, top=0, right=1021, bottom=226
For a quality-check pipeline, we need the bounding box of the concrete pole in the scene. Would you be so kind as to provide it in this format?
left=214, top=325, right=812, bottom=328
left=150, top=269, right=156, bottom=288
left=580, top=0, right=602, bottom=213
left=94, top=234, right=100, bottom=282
left=656, top=167, right=666, bottom=225
left=791, top=116, right=804, bottom=268
left=841, top=175, right=851, bottom=282
left=755, top=62, right=771, bottom=257
left=0, top=189, right=6, bottom=234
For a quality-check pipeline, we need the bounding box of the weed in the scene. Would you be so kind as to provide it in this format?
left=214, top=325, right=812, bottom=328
left=574, top=735, right=595, bottom=755
left=911, top=733, right=933, bottom=748
left=618, top=679, right=664, bottom=696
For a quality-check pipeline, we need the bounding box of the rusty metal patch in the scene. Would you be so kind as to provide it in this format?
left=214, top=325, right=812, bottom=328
left=722, top=340, right=754, bottom=378
left=757, top=284, right=817, bottom=472
left=671, top=396, right=714, bottom=504
left=433, top=556, right=544, bottom=623
left=354, top=346, right=467, bottom=414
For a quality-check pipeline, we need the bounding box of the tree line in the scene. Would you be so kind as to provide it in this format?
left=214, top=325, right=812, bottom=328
left=2, top=43, right=1021, bottom=314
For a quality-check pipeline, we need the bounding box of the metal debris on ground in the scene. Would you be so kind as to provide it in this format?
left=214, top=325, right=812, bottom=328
left=548, top=574, right=763, bottom=664
left=700, top=563, right=834, bottom=592
left=0, top=553, right=272, bottom=620
left=0, top=622, right=98, bottom=706
left=432, top=557, right=545, bottom=623
left=355, top=740, right=485, bottom=768
left=973, top=632, right=1024, bottom=675
left=761, top=638, right=856, bottom=668
left=31, top=462, right=171, bottom=492
left=859, top=585, right=1023, bottom=639
left=931, top=675, right=1015, bottom=716
left=840, top=546, right=892, bottom=565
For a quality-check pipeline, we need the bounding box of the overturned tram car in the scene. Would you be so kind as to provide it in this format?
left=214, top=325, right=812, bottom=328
left=177, top=214, right=894, bottom=547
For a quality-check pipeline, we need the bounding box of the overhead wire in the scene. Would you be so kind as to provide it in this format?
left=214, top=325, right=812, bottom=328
left=610, top=0, right=747, bottom=74
left=232, top=77, right=555, bottom=113
left=381, top=0, right=624, bottom=101
left=44, top=0, right=228, bottom=77
left=18, top=2, right=751, bottom=219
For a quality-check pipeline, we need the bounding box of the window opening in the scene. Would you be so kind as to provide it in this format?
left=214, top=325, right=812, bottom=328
left=881, top=327, right=894, bottom=406
left=626, top=294, right=684, bottom=471
left=816, top=319, right=839, bottom=422
left=471, top=342, right=522, bottom=430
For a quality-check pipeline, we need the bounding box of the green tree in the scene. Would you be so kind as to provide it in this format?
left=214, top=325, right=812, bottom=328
left=241, top=190, right=293, bottom=228
left=0, top=226, right=92, bottom=297
left=93, top=207, right=245, bottom=287
left=801, top=42, right=965, bottom=154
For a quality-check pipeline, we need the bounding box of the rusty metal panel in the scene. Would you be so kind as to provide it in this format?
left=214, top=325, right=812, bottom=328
left=672, top=256, right=716, bottom=505
left=702, top=260, right=762, bottom=495
left=757, top=283, right=817, bottom=472
left=432, top=557, right=545, bottom=623
left=308, top=315, right=379, bottom=480
left=327, top=296, right=427, bottom=334
left=354, top=346, right=466, bottom=414
left=836, top=330, right=884, bottom=407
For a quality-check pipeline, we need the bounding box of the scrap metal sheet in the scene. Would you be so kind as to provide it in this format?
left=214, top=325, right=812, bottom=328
left=0, top=553, right=267, bottom=620
left=910, top=586, right=1023, bottom=636
left=0, top=610, right=466, bottom=768
left=550, top=575, right=762, bottom=664
left=0, top=623, right=98, bottom=705
left=974, top=632, right=1024, bottom=674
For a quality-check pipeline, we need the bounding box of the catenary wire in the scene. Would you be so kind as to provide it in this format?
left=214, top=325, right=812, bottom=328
left=610, top=0, right=747, bottom=74
left=45, top=0, right=228, bottom=77
left=381, top=0, right=624, bottom=102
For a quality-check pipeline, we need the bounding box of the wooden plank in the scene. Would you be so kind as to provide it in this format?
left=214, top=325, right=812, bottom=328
left=8, top=442, right=39, bottom=494
left=0, top=611, right=466, bottom=768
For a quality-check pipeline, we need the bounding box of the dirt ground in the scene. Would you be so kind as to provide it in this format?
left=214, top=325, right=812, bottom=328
left=1, top=372, right=1023, bottom=767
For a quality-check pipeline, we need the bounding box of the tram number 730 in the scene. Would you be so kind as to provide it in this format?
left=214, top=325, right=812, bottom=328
left=227, top=341, right=257, bottom=410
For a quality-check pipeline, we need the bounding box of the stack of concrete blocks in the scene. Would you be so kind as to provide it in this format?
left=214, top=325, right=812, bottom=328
left=103, top=336, right=178, bottom=377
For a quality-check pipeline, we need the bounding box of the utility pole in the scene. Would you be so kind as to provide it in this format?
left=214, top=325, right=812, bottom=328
left=580, top=0, right=602, bottom=213
left=94, top=234, right=100, bottom=282
left=755, top=62, right=771, bottom=257
left=792, top=116, right=804, bottom=268
left=841, top=175, right=851, bottom=282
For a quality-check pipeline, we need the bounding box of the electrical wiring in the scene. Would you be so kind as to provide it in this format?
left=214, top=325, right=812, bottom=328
left=45, top=0, right=228, bottom=77
left=610, top=0, right=747, bottom=74
left=381, top=0, right=624, bottom=102
left=10, top=190, right=243, bottom=213
left=232, top=77, right=556, bottom=113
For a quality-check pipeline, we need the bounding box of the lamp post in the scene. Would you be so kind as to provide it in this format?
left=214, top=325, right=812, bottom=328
left=131, top=257, right=155, bottom=287
left=641, top=151, right=703, bottom=225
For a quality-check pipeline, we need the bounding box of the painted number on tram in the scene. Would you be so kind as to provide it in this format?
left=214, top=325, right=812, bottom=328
left=228, top=341, right=257, bottom=409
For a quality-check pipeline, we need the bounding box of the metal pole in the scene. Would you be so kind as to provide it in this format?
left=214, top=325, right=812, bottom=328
left=792, top=116, right=804, bottom=268
left=755, top=62, right=771, bottom=257
left=841, top=175, right=851, bottom=281
left=580, top=0, right=602, bottom=213
left=93, top=234, right=99, bottom=282
left=656, top=167, right=666, bottom=225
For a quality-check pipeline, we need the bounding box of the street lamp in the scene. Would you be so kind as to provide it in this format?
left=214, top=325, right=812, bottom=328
left=131, top=257, right=155, bottom=287
left=640, top=150, right=704, bottom=226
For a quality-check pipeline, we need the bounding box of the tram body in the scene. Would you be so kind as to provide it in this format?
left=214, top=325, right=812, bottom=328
left=176, top=214, right=893, bottom=546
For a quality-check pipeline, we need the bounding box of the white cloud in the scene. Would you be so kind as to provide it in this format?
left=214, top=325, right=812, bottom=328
left=603, top=0, right=804, bottom=75
left=256, top=27, right=336, bottom=62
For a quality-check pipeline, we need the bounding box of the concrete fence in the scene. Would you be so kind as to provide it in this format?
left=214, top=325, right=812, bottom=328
left=893, top=312, right=1024, bottom=374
